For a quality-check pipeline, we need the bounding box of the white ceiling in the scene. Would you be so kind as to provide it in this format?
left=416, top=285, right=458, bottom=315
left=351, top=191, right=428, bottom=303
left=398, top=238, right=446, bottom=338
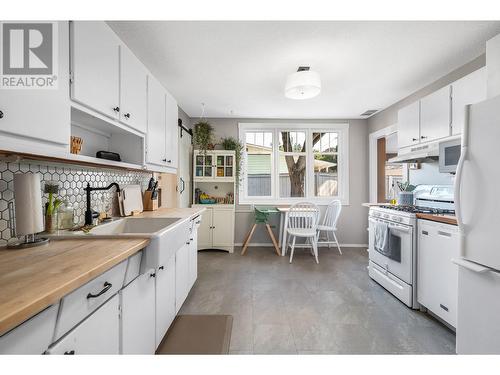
left=108, top=21, right=500, bottom=119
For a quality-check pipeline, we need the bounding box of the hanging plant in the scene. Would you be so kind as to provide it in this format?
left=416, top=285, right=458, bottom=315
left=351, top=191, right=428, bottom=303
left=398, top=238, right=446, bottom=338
left=220, top=136, right=244, bottom=186
left=193, top=121, right=215, bottom=154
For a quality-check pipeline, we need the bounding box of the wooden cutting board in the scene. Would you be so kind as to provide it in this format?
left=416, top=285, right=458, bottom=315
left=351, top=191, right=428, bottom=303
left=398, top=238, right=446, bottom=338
left=121, top=185, right=143, bottom=215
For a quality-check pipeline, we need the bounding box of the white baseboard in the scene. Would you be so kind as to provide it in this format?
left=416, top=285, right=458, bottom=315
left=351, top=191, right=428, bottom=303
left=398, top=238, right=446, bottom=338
left=234, top=242, right=368, bottom=248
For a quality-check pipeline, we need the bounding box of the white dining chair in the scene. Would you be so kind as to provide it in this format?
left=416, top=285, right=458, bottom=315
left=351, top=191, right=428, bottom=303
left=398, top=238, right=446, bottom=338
left=285, top=202, right=321, bottom=264
left=316, top=200, right=342, bottom=254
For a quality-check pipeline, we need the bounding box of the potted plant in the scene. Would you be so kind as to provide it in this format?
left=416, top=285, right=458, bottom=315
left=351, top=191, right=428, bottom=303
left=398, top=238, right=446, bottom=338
left=44, top=181, right=62, bottom=233
left=220, top=136, right=244, bottom=186
left=193, top=121, right=215, bottom=154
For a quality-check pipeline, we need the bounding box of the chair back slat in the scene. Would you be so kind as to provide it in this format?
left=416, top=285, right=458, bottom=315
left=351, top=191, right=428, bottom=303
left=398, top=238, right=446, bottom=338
left=287, top=202, right=320, bottom=230
left=323, top=200, right=342, bottom=228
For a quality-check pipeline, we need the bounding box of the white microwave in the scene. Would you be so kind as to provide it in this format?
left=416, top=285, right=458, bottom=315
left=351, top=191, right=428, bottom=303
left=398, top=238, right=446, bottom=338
left=439, top=138, right=462, bottom=173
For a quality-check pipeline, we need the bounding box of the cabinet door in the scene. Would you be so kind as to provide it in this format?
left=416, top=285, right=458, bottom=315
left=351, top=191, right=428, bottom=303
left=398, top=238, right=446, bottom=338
left=155, top=256, right=176, bottom=348
left=188, top=224, right=198, bottom=288
left=197, top=209, right=213, bottom=249
left=420, top=85, right=451, bottom=142
left=164, top=90, right=178, bottom=168
left=417, top=221, right=459, bottom=327
left=71, top=21, right=120, bottom=119
left=0, top=21, right=70, bottom=146
left=175, top=244, right=190, bottom=313
left=451, top=67, right=487, bottom=135
left=119, top=46, right=148, bottom=133
left=397, top=101, right=420, bottom=148
left=120, top=270, right=156, bottom=354
left=47, top=294, right=119, bottom=355
left=212, top=209, right=235, bottom=247
left=146, top=76, right=166, bottom=166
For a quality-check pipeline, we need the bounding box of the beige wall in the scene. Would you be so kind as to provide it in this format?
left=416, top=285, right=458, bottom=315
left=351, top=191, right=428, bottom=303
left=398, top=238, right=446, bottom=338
left=193, top=117, right=370, bottom=246
left=367, top=54, right=486, bottom=134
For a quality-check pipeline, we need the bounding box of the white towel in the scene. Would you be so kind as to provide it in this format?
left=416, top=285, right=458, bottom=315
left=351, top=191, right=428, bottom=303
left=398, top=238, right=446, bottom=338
left=374, top=221, right=389, bottom=254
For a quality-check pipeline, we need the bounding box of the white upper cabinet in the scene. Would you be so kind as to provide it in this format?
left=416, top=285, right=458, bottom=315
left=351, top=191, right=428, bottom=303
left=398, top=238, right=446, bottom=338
left=0, top=21, right=70, bottom=147
left=419, top=85, right=451, bottom=142
left=451, top=67, right=487, bottom=135
left=119, top=46, right=148, bottom=133
left=165, top=90, right=179, bottom=168
left=397, top=101, right=420, bottom=148
left=70, top=21, right=120, bottom=120
left=146, top=76, right=167, bottom=166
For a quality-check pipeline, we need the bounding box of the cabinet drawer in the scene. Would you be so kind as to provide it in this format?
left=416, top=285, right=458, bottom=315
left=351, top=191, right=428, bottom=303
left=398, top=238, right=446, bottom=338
left=0, top=303, right=59, bottom=354
left=54, top=260, right=127, bottom=340
left=47, top=295, right=119, bottom=355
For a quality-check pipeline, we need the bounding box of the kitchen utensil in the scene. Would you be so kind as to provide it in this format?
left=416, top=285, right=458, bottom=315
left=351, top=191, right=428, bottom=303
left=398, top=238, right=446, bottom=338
left=147, top=177, right=155, bottom=191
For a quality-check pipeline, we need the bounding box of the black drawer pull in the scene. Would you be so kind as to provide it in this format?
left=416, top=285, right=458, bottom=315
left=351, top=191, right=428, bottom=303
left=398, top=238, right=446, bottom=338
left=64, top=350, right=75, bottom=355
left=421, top=230, right=429, bottom=235
left=0, top=110, right=3, bottom=119
left=86, top=282, right=112, bottom=299
left=440, top=304, right=449, bottom=312
left=150, top=272, right=156, bottom=278
left=158, top=266, right=164, bottom=270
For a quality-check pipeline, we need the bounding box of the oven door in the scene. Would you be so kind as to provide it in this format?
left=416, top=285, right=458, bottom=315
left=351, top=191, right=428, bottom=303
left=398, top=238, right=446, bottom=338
left=369, top=217, right=413, bottom=284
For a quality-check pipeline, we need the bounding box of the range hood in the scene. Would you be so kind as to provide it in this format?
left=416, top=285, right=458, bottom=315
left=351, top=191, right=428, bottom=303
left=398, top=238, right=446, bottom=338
left=388, top=142, right=439, bottom=163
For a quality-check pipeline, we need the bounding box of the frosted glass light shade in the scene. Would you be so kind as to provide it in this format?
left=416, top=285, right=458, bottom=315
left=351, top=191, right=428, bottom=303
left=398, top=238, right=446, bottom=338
left=284, top=70, right=321, bottom=99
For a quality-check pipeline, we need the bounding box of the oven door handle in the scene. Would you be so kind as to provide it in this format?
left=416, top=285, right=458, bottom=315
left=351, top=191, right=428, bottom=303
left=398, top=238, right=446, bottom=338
left=388, top=224, right=411, bottom=234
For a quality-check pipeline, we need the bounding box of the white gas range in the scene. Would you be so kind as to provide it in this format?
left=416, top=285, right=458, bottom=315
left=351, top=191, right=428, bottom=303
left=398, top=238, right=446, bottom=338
left=368, top=185, right=455, bottom=308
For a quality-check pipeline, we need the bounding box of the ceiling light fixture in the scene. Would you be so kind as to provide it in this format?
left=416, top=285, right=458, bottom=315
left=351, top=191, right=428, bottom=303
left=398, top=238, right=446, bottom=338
left=284, top=66, right=321, bottom=100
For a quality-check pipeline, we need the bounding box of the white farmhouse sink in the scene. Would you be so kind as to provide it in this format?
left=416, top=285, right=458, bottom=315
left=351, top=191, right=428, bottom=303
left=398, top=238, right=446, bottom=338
left=47, top=216, right=193, bottom=271
left=89, top=217, right=182, bottom=235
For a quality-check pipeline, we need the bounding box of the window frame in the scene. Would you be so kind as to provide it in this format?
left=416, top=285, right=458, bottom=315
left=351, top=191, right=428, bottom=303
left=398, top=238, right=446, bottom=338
left=238, top=122, right=350, bottom=205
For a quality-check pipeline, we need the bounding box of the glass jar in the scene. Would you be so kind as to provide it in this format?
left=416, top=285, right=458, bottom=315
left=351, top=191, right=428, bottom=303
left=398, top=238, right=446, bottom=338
left=57, top=201, right=75, bottom=231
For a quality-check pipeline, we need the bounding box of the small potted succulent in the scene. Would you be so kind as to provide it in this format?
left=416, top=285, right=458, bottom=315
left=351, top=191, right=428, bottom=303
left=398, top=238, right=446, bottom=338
left=44, top=181, right=62, bottom=233
left=193, top=121, right=215, bottom=154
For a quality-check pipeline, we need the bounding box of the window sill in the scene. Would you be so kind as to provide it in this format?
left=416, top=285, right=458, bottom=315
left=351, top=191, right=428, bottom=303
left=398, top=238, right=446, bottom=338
left=238, top=197, right=350, bottom=206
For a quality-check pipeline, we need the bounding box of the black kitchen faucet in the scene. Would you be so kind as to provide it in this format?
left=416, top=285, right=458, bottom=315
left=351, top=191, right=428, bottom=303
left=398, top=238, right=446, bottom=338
left=84, top=182, right=120, bottom=226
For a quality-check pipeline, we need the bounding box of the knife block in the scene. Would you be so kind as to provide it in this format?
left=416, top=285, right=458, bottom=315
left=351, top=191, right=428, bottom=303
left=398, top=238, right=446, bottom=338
left=143, top=191, right=159, bottom=211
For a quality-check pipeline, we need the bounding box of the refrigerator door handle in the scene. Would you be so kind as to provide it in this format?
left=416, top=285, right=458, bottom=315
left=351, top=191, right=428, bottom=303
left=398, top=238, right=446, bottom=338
left=453, top=258, right=490, bottom=273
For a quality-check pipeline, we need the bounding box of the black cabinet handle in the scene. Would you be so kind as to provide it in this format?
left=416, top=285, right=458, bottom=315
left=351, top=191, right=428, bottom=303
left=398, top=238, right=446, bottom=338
left=150, top=272, right=156, bottom=278
left=86, top=281, right=112, bottom=299
left=162, top=158, right=167, bottom=162
left=412, top=138, right=418, bottom=141
left=0, top=110, right=3, bottom=119
left=167, top=160, right=172, bottom=163
left=113, top=106, right=120, bottom=113
left=124, top=113, right=131, bottom=119
left=159, top=266, right=164, bottom=270
left=64, top=350, right=75, bottom=355
left=421, top=136, right=428, bottom=139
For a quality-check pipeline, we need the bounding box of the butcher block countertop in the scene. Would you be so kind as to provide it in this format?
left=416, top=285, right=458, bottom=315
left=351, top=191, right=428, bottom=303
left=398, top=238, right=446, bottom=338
left=0, top=238, right=150, bottom=336
left=416, top=213, right=458, bottom=226
left=0, top=207, right=205, bottom=336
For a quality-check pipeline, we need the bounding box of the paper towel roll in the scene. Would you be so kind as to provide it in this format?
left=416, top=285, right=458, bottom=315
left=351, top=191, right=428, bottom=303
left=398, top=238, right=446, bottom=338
left=13, top=173, right=44, bottom=236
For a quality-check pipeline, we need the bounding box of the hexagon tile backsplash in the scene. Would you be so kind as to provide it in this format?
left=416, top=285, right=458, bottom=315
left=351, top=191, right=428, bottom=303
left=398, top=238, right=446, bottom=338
left=0, top=161, right=152, bottom=245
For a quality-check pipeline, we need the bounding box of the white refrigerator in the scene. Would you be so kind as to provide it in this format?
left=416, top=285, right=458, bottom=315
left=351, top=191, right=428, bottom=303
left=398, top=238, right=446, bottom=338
left=454, top=95, right=500, bottom=354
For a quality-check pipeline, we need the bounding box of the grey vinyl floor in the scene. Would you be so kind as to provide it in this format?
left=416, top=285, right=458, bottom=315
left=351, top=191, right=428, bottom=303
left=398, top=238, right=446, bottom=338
left=179, top=246, right=456, bottom=354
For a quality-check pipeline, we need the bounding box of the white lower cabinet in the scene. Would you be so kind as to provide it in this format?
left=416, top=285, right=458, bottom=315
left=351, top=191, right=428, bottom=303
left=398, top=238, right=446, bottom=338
left=155, top=255, right=176, bottom=348
left=188, top=222, right=199, bottom=287
left=197, top=206, right=235, bottom=252
left=417, top=220, right=460, bottom=328
left=47, top=294, right=120, bottom=355
left=120, top=269, right=156, bottom=354
left=175, top=244, right=190, bottom=314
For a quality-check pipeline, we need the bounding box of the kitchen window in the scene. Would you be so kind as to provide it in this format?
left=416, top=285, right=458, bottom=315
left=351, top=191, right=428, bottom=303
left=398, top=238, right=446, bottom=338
left=239, top=123, right=349, bottom=205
